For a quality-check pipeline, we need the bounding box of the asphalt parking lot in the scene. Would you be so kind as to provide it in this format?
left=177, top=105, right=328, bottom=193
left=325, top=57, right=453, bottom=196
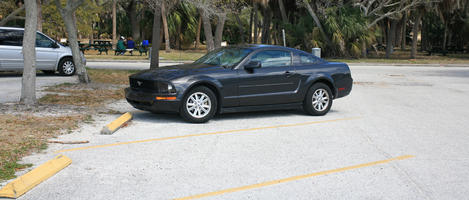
left=4, top=64, right=469, bottom=199
left=0, top=73, right=77, bottom=104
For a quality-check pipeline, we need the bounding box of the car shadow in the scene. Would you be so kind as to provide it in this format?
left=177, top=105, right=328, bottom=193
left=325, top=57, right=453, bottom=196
left=132, top=109, right=338, bottom=124
left=0, top=72, right=59, bottom=78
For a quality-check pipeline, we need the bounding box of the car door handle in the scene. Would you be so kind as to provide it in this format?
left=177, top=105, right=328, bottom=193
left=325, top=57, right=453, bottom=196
left=285, top=71, right=295, bottom=77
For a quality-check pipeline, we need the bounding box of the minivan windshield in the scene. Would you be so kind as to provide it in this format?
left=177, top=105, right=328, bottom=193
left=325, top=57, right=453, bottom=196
left=194, top=48, right=252, bottom=68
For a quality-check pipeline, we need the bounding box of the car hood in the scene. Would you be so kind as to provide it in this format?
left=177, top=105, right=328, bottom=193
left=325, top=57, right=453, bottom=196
left=129, top=63, right=223, bottom=81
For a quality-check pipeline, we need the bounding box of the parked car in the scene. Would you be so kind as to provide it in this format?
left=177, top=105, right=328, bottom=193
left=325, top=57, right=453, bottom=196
left=125, top=45, right=353, bottom=123
left=0, top=27, right=85, bottom=75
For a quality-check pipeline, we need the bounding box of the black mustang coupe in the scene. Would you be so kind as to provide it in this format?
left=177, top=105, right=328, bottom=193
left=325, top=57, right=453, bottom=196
left=125, top=45, right=353, bottom=123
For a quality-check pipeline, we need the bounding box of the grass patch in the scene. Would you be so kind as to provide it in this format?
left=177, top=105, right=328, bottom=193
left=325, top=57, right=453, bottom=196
left=40, top=87, right=124, bottom=107
left=0, top=114, right=84, bottom=181
left=87, top=68, right=138, bottom=85
left=84, top=49, right=205, bottom=61
left=329, top=50, right=469, bottom=64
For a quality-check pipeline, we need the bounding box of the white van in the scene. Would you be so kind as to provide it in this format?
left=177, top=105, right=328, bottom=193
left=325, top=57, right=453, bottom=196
left=0, top=27, right=86, bottom=76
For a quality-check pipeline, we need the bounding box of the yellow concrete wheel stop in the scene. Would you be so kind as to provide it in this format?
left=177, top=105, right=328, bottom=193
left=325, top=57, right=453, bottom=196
left=101, top=112, right=133, bottom=135
left=0, top=154, right=72, bottom=198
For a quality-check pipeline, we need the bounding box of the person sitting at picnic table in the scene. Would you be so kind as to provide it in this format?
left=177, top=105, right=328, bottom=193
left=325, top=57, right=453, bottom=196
left=142, top=40, right=149, bottom=49
left=126, top=37, right=135, bottom=55
left=116, top=36, right=126, bottom=55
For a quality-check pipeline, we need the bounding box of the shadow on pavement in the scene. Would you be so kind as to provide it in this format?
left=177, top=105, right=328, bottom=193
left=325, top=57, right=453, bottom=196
left=131, top=109, right=335, bottom=124
left=0, top=72, right=60, bottom=78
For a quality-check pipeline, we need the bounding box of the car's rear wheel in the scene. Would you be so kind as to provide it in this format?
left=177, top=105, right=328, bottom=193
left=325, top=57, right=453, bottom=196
left=58, top=57, right=76, bottom=76
left=180, top=86, right=217, bottom=123
left=303, top=83, right=333, bottom=116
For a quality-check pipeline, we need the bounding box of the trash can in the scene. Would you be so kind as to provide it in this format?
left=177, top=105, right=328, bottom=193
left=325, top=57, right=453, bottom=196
left=312, top=48, right=321, bottom=58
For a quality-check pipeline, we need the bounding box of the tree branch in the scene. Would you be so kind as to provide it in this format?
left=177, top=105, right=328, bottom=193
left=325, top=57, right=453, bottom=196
left=0, top=5, right=25, bottom=26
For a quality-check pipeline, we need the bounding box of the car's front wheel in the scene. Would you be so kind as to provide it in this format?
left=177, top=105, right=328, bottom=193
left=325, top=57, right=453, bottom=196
left=303, top=83, right=333, bottom=116
left=58, top=57, right=76, bottom=76
left=180, top=86, right=217, bottom=123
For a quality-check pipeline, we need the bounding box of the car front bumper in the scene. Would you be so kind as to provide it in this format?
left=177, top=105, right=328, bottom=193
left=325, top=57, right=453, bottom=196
left=124, top=87, right=180, bottom=113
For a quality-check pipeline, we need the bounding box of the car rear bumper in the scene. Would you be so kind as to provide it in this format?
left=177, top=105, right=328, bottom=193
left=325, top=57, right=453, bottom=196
left=124, top=87, right=180, bottom=113
left=335, top=75, right=353, bottom=99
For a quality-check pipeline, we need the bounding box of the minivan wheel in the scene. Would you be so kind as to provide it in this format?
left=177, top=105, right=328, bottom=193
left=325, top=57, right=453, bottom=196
left=180, top=86, right=217, bottom=123
left=58, top=58, right=76, bottom=76
left=303, top=83, right=333, bottom=116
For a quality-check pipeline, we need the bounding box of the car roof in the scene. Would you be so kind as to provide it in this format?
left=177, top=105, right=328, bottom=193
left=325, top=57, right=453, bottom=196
left=227, top=44, right=309, bottom=54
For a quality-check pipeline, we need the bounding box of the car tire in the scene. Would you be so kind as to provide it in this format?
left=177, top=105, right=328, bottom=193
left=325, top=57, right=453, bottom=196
left=42, top=70, right=56, bottom=75
left=180, top=86, right=217, bottom=123
left=58, top=57, right=76, bottom=76
left=303, top=83, right=333, bottom=116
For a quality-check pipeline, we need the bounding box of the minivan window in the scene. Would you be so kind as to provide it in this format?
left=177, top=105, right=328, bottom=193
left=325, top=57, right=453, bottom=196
left=0, top=29, right=23, bottom=46
left=36, top=33, right=55, bottom=48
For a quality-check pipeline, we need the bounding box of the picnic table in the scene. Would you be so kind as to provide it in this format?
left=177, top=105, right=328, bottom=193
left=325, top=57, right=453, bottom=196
left=77, top=40, right=112, bottom=54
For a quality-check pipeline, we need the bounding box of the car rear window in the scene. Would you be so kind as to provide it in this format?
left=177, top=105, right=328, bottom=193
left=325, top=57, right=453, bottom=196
left=0, top=29, right=23, bottom=46
left=299, top=53, right=321, bottom=64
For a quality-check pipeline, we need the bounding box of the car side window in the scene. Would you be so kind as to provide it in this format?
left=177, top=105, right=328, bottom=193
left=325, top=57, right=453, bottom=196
left=36, top=33, right=55, bottom=48
left=0, top=30, right=23, bottom=46
left=299, top=53, right=321, bottom=64
left=251, top=50, right=292, bottom=68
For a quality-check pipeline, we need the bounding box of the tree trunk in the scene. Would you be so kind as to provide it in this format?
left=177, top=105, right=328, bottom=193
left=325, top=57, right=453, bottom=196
left=36, top=0, right=42, bottom=32
left=278, top=0, right=288, bottom=24
left=385, top=20, right=397, bottom=58
left=248, top=7, right=253, bottom=43
left=411, top=10, right=422, bottom=59
left=200, top=8, right=214, bottom=51
left=112, top=0, right=117, bottom=49
left=161, top=3, right=171, bottom=52
left=303, top=0, right=332, bottom=47
left=235, top=14, right=244, bottom=44
left=261, top=7, right=272, bottom=44
left=128, top=0, right=140, bottom=41
left=401, top=12, right=407, bottom=50
left=395, top=19, right=402, bottom=47
left=150, top=7, right=161, bottom=69
left=214, top=14, right=226, bottom=49
left=195, top=15, right=202, bottom=49
left=442, top=21, right=448, bottom=54
left=420, top=15, right=425, bottom=52
left=253, top=3, right=258, bottom=44
left=176, top=19, right=182, bottom=50
left=21, top=0, right=37, bottom=105
left=55, top=0, right=90, bottom=83
left=361, top=40, right=367, bottom=58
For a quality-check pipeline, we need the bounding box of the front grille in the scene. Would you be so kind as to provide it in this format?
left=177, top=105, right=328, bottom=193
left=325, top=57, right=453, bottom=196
left=129, top=78, right=157, bottom=91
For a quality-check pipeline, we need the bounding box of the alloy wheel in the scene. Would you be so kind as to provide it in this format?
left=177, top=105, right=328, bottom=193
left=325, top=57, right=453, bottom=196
left=186, top=92, right=212, bottom=118
left=312, top=88, right=329, bottom=111
left=62, top=61, right=75, bottom=75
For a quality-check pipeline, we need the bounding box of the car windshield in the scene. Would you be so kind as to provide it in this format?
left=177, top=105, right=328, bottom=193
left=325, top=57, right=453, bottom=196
left=194, top=48, right=252, bottom=67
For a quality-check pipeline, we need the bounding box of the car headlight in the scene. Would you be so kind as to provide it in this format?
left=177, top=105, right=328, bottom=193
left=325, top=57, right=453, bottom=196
left=156, top=82, right=176, bottom=93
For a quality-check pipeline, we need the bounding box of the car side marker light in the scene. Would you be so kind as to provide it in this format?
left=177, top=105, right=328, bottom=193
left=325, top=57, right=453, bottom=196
left=156, top=96, right=177, bottom=100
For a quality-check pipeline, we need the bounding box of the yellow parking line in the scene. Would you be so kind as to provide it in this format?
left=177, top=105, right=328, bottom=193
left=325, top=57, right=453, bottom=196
left=174, top=155, right=415, bottom=200
left=56, top=117, right=360, bottom=153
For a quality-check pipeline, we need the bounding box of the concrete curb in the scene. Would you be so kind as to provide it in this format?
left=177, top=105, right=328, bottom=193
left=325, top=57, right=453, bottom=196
left=347, top=63, right=469, bottom=67
left=86, top=59, right=191, bottom=63
left=100, top=112, right=133, bottom=135
left=0, top=155, right=72, bottom=198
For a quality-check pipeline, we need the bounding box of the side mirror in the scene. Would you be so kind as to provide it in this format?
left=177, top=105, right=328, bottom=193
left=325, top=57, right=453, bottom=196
left=244, top=61, right=261, bottom=70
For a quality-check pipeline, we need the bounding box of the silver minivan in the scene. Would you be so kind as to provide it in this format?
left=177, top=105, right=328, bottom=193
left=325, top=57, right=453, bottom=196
left=0, top=27, right=85, bottom=76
